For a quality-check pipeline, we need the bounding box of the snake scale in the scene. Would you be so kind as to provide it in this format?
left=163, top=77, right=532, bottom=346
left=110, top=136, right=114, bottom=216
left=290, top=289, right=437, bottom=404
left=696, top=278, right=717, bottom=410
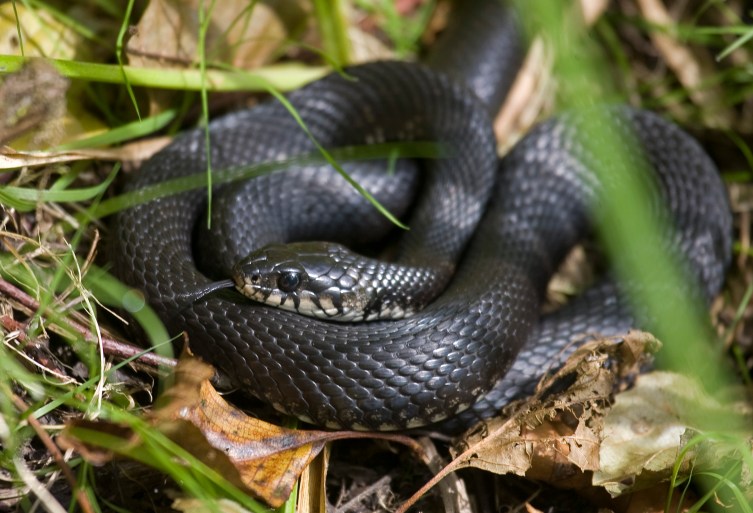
left=112, top=0, right=732, bottom=431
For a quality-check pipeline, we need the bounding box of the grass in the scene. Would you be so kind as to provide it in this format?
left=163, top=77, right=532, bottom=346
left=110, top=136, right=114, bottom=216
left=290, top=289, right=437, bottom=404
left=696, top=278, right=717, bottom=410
left=0, top=54, right=328, bottom=92
left=352, top=0, right=436, bottom=57
left=0, top=0, right=751, bottom=512
left=527, top=0, right=737, bottom=404
left=312, top=0, right=351, bottom=66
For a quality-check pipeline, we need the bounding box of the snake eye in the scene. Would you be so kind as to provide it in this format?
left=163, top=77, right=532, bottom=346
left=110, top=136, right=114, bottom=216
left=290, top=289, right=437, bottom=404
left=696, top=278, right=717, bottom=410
left=250, top=274, right=260, bottom=284
left=277, top=272, right=301, bottom=293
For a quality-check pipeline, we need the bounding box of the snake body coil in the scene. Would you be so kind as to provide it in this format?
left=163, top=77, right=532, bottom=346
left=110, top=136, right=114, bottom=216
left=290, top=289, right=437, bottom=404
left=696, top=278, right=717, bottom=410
left=112, top=3, right=731, bottom=431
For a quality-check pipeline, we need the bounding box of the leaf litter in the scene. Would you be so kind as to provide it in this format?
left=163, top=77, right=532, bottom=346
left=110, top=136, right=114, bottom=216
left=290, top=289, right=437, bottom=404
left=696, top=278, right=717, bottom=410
left=57, top=329, right=753, bottom=510
left=399, top=332, right=753, bottom=512
left=58, top=352, right=424, bottom=508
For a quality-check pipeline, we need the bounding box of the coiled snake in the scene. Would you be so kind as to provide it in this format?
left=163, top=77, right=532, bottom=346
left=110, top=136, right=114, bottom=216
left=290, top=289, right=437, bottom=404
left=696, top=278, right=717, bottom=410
left=112, top=1, right=732, bottom=431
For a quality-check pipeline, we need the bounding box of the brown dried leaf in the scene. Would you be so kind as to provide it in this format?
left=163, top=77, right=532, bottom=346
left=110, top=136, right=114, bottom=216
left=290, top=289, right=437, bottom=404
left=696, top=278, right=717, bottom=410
left=397, top=332, right=659, bottom=513
left=152, top=356, right=330, bottom=506
left=60, top=353, right=422, bottom=508
left=0, top=61, right=69, bottom=149
left=0, top=7, right=109, bottom=149
left=171, top=497, right=254, bottom=513
left=0, top=137, right=171, bottom=169
left=125, top=0, right=309, bottom=113
left=0, top=4, right=80, bottom=60
left=616, top=483, right=697, bottom=513
left=452, top=332, right=660, bottom=483
left=494, top=37, right=554, bottom=153
left=126, top=0, right=308, bottom=70
left=594, top=370, right=753, bottom=496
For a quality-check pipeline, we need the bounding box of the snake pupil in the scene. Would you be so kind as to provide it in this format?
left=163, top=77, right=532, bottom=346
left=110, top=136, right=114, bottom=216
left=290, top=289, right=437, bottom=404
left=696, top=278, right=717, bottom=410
left=278, top=272, right=301, bottom=293
left=251, top=274, right=260, bottom=283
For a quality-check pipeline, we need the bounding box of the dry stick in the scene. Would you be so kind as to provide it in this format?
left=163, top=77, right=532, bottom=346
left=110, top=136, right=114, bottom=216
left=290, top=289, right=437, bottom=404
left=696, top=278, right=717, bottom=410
left=395, top=417, right=521, bottom=513
left=0, top=137, right=172, bottom=171
left=418, top=436, right=468, bottom=513
left=335, top=475, right=392, bottom=513
left=0, top=276, right=176, bottom=371
left=10, top=393, right=96, bottom=513
left=1, top=315, right=74, bottom=381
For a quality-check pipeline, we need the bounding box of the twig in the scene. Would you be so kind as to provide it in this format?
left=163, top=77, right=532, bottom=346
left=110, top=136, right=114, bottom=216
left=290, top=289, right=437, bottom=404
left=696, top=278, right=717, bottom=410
left=335, top=475, right=392, bottom=513
left=1, top=315, right=73, bottom=381
left=0, top=276, right=175, bottom=372
left=418, top=436, right=469, bottom=513
left=11, top=394, right=95, bottom=513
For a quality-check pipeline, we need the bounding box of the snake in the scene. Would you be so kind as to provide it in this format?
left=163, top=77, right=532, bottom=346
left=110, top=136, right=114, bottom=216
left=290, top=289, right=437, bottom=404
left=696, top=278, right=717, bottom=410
left=111, top=0, right=732, bottom=431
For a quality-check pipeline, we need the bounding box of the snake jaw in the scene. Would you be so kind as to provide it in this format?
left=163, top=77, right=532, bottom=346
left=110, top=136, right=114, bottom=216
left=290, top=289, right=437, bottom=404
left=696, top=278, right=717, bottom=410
left=232, top=240, right=445, bottom=322
left=232, top=242, right=372, bottom=321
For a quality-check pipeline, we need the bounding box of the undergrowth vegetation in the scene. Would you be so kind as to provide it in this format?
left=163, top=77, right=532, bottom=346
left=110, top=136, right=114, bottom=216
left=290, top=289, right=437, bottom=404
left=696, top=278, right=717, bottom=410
left=0, top=0, right=751, bottom=512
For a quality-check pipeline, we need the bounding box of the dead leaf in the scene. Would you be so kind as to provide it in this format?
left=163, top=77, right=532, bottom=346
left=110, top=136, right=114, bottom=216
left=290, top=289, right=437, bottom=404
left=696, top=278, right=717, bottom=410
left=0, top=137, right=171, bottom=169
left=0, top=4, right=81, bottom=60
left=594, top=371, right=753, bottom=496
left=153, top=357, right=331, bottom=506
left=494, top=37, right=554, bottom=153
left=127, top=0, right=308, bottom=70
left=59, top=353, right=423, bottom=508
left=0, top=61, right=69, bottom=149
left=0, top=6, right=110, bottom=150
left=615, top=483, right=697, bottom=513
left=125, top=0, right=309, bottom=113
left=397, top=332, right=659, bottom=513
left=171, top=497, right=253, bottom=513
left=56, top=422, right=137, bottom=467
left=450, top=333, right=658, bottom=488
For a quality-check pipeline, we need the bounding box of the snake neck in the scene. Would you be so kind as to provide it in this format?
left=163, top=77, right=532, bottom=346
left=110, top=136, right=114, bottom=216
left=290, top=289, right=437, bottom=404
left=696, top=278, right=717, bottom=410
left=352, top=259, right=455, bottom=321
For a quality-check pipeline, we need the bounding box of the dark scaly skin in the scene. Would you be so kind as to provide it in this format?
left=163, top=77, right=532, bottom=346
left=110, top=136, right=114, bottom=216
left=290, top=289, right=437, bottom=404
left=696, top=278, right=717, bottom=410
left=232, top=242, right=451, bottom=322
left=111, top=1, right=731, bottom=431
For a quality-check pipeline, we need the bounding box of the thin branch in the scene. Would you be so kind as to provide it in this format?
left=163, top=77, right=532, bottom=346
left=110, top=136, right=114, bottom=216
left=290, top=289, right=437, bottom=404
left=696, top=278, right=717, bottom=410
left=11, top=393, right=95, bottom=513
left=0, top=276, right=176, bottom=372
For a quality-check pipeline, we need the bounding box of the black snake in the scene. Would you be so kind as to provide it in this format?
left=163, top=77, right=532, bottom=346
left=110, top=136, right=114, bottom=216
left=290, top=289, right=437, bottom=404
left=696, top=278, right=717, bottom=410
left=111, top=1, right=732, bottom=431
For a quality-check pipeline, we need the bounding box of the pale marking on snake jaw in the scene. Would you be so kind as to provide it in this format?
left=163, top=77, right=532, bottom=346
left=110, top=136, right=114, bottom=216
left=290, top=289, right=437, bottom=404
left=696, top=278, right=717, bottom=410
left=317, top=295, right=337, bottom=316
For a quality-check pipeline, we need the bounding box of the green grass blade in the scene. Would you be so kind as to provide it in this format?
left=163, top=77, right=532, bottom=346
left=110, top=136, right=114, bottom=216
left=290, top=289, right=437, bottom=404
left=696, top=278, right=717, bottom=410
left=266, top=89, right=410, bottom=229
left=84, top=266, right=173, bottom=360
left=52, top=109, right=178, bottom=151
left=716, top=25, right=753, bottom=60
left=312, top=0, right=350, bottom=66
left=87, top=142, right=443, bottom=220
left=198, top=0, right=216, bottom=227
left=115, top=0, right=140, bottom=119
left=10, top=1, right=24, bottom=56
left=0, top=55, right=327, bottom=92
left=520, top=0, right=737, bottom=405
left=26, top=0, right=100, bottom=43
left=1, top=181, right=111, bottom=203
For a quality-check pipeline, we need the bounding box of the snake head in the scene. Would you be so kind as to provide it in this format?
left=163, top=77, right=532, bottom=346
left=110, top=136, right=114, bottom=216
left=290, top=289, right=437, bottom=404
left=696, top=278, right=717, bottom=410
left=232, top=242, right=372, bottom=321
